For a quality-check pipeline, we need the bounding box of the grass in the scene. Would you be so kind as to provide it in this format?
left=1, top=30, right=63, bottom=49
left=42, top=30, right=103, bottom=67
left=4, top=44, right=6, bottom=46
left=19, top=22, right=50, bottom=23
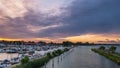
left=91, top=49, right=120, bottom=65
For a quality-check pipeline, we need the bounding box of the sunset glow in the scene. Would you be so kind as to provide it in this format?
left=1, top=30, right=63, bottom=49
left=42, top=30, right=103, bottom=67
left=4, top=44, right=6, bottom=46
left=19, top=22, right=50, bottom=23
left=64, top=34, right=120, bottom=44
left=0, top=0, right=120, bottom=44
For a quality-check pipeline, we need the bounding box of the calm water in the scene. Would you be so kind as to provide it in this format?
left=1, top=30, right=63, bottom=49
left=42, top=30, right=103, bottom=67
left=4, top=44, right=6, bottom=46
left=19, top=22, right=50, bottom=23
left=43, top=46, right=120, bottom=68
left=0, top=53, right=18, bottom=60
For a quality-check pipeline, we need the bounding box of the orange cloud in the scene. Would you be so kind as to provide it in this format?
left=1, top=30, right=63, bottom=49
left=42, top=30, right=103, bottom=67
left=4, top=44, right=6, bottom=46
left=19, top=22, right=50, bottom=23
left=0, top=37, right=52, bottom=42
left=63, top=34, right=120, bottom=44
left=0, top=34, right=120, bottom=44
left=0, top=38, right=21, bottom=41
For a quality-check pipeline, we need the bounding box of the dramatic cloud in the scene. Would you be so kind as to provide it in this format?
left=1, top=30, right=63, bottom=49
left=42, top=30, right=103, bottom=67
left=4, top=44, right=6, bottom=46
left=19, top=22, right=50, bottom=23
left=46, top=0, right=120, bottom=37
left=0, top=0, right=32, bottom=18
left=0, top=0, right=120, bottom=43
left=0, top=0, right=70, bottom=39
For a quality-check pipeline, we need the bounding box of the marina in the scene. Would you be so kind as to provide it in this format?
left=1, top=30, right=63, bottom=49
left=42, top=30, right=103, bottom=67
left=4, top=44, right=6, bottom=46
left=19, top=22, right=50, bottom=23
left=0, top=43, right=66, bottom=68
left=0, top=0, right=120, bottom=68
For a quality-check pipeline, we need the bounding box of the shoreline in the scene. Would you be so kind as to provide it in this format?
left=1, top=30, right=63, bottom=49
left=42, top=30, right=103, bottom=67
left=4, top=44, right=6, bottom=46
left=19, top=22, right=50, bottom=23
left=91, top=49, right=120, bottom=65
left=13, top=48, right=70, bottom=68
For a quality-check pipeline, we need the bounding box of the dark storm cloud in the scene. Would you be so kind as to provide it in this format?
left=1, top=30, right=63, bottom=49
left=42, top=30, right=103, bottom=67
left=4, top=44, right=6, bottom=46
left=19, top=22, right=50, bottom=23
left=66, top=0, right=120, bottom=34
left=41, top=0, right=120, bottom=38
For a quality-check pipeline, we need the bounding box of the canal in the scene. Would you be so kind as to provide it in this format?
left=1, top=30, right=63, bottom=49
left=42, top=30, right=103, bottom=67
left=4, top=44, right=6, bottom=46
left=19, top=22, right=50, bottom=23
left=43, top=46, right=120, bottom=68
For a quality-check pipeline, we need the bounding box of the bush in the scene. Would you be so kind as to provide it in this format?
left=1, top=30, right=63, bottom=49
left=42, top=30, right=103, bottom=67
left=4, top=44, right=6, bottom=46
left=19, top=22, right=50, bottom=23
left=109, top=46, right=117, bottom=53
left=99, top=46, right=105, bottom=50
left=47, top=53, right=52, bottom=59
left=92, top=48, right=120, bottom=64
left=64, top=48, right=69, bottom=52
left=21, top=56, right=29, bottom=64
left=52, top=51, right=58, bottom=57
left=15, top=48, right=70, bottom=68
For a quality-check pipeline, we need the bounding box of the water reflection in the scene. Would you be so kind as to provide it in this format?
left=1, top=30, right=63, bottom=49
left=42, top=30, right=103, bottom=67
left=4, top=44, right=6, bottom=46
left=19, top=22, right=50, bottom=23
left=43, top=46, right=120, bottom=68
left=0, top=53, right=18, bottom=60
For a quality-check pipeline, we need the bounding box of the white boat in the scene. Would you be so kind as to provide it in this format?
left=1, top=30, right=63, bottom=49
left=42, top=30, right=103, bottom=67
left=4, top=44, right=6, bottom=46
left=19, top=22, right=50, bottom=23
left=0, top=64, right=5, bottom=68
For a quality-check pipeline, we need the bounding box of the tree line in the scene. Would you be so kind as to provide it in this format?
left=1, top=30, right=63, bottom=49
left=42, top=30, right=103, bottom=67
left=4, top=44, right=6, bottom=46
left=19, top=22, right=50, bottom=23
left=0, top=40, right=95, bottom=46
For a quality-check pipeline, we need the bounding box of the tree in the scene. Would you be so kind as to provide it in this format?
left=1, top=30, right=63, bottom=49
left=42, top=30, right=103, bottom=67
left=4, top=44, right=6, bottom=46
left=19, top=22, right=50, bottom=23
left=75, top=42, right=82, bottom=45
left=64, top=48, right=69, bottom=52
left=99, top=46, right=105, bottom=50
left=47, top=53, right=52, bottom=58
left=21, top=56, right=29, bottom=64
left=56, top=49, right=63, bottom=55
left=109, top=46, right=117, bottom=53
left=37, top=41, right=46, bottom=46
left=62, top=41, right=73, bottom=46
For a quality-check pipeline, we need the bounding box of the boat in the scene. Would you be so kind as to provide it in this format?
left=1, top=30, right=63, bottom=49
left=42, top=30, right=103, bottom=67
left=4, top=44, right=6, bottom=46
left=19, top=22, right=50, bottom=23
left=6, top=50, right=17, bottom=53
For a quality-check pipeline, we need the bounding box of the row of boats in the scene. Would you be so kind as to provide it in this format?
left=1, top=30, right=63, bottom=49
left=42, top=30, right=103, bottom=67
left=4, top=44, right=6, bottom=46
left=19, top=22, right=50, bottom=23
left=0, top=46, right=64, bottom=68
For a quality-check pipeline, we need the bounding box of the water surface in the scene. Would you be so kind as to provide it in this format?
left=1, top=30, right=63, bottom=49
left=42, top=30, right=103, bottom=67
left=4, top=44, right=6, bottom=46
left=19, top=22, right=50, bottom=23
left=0, top=53, right=18, bottom=60
left=43, top=46, right=120, bottom=68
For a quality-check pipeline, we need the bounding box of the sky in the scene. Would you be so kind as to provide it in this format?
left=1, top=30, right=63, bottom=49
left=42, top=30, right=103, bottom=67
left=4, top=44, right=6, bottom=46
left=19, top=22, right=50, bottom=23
left=0, top=0, right=120, bottom=44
